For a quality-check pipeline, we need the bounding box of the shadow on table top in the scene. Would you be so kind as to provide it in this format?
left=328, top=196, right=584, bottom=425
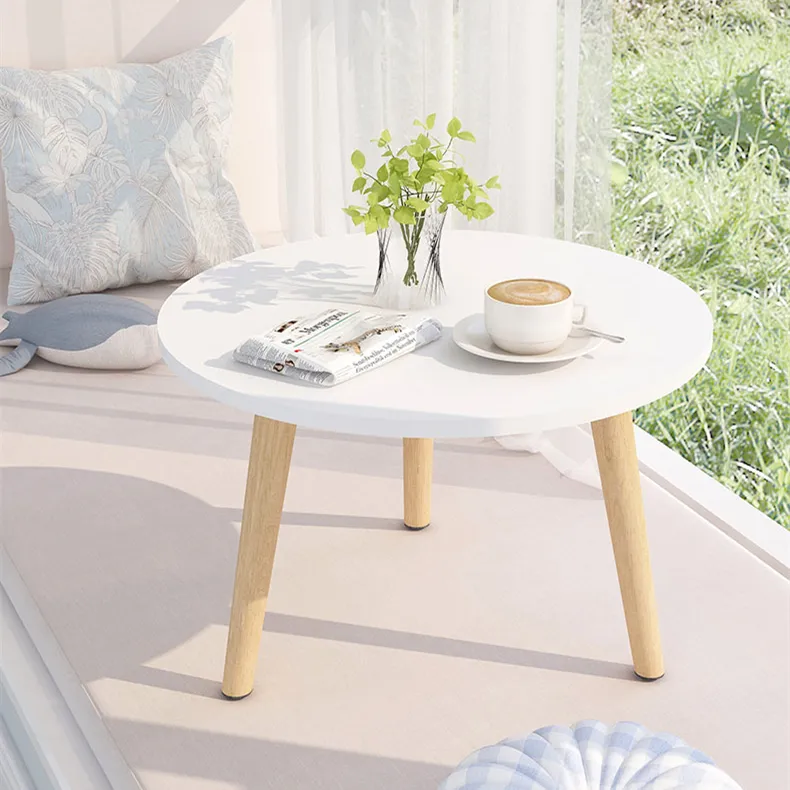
left=180, top=259, right=374, bottom=314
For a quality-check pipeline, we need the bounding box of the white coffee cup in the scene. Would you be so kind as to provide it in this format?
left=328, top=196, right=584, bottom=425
left=484, top=278, right=576, bottom=355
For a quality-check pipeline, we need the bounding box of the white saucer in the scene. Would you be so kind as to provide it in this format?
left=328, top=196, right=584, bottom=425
left=452, top=314, right=603, bottom=363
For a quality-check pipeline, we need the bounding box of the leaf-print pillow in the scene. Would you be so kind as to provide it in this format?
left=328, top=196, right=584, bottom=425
left=0, top=38, right=254, bottom=305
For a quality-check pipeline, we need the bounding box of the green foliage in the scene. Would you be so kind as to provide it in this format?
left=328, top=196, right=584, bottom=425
left=343, top=116, right=500, bottom=286
left=707, top=67, right=790, bottom=168
left=613, top=0, right=790, bottom=526
left=614, top=0, right=787, bottom=52
left=342, top=116, right=499, bottom=235
left=615, top=64, right=790, bottom=174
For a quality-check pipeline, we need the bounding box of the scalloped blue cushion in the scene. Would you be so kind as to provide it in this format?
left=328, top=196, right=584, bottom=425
left=439, top=720, right=742, bottom=790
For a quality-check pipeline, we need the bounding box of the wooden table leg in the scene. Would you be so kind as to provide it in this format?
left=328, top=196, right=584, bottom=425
left=222, top=416, right=296, bottom=700
left=591, top=412, right=665, bottom=680
left=403, top=438, right=433, bottom=529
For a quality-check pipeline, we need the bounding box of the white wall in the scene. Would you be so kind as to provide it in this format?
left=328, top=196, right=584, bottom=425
left=0, top=0, right=282, bottom=269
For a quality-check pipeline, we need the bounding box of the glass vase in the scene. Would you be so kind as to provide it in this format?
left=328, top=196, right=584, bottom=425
left=374, top=209, right=447, bottom=310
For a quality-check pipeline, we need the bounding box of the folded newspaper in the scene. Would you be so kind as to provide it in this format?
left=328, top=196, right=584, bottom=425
left=233, top=308, right=443, bottom=386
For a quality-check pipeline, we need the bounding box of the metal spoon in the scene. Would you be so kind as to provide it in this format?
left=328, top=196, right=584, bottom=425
left=572, top=324, right=626, bottom=344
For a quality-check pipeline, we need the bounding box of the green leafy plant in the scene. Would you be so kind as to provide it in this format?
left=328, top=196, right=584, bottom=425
left=343, top=115, right=500, bottom=285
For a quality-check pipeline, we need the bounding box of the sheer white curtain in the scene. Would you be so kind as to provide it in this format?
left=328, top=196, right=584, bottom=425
left=273, top=0, right=611, bottom=244
left=271, top=0, right=613, bottom=485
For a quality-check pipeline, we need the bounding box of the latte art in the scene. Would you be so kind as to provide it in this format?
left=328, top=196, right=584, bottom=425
left=487, top=278, right=571, bottom=306
left=484, top=277, right=575, bottom=354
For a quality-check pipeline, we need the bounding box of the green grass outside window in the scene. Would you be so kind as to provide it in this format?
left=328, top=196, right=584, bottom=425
left=612, top=0, right=790, bottom=526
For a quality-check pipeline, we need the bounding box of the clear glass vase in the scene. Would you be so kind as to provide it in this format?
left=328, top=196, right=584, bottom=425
left=374, top=209, right=447, bottom=310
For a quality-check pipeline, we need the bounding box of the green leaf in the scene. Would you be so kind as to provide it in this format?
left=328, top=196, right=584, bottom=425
left=406, top=143, right=423, bottom=158
left=350, top=214, right=365, bottom=226
left=457, top=130, right=476, bottom=142
left=393, top=206, right=416, bottom=225
left=484, top=175, right=501, bottom=189
left=387, top=171, right=402, bottom=192
left=369, top=204, right=387, bottom=222
left=426, top=113, right=436, bottom=130
left=376, top=163, right=389, bottom=181
left=473, top=202, right=494, bottom=220
left=446, top=117, right=462, bottom=137
left=421, top=158, right=442, bottom=172
left=381, top=129, right=392, bottom=144
left=351, top=150, right=365, bottom=170
left=367, top=183, right=390, bottom=205
left=370, top=204, right=390, bottom=229
left=417, top=133, right=431, bottom=150
left=441, top=179, right=464, bottom=203
left=407, top=196, right=430, bottom=211
left=391, top=157, right=409, bottom=173
left=352, top=176, right=366, bottom=192
left=364, top=217, right=378, bottom=234
left=342, top=206, right=362, bottom=217
left=413, top=118, right=426, bottom=128
left=415, top=169, right=434, bottom=188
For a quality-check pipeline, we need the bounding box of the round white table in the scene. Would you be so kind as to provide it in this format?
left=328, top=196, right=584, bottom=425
left=158, top=231, right=713, bottom=699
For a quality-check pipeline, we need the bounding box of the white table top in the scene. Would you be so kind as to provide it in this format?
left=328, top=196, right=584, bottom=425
left=158, top=231, right=713, bottom=438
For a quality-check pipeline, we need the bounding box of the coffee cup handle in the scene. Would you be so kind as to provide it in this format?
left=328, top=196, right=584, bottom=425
left=573, top=304, right=587, bottom=324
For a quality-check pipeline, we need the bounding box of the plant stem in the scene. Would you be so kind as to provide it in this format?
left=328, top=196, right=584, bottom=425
left=400, top=223, right=417, bottom=285
left=400, top=212, right=426, bottom=286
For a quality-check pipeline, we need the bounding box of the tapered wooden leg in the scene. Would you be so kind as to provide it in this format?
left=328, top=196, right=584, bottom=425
left=403, top=438, right=433, bottom=529
left=591, top=412, right=664, bottom=681
left=222, top=416, right=296, bottom=699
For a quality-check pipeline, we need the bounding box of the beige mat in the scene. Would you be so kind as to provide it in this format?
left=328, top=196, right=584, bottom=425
left=1, top=276, right=788, bottom=790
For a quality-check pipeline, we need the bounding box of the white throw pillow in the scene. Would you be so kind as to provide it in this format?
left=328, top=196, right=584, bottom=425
left=0, top=38, right=254, bottom=305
